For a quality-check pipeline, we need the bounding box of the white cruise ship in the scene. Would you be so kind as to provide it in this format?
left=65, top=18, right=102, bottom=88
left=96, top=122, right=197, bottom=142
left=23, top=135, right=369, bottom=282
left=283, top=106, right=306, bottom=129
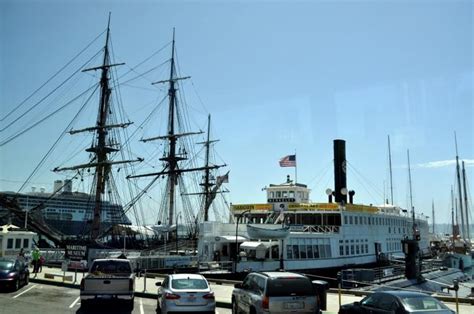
left=0, top=179, right=131, bottom=237
left=198, top=140, right=430, bottom=274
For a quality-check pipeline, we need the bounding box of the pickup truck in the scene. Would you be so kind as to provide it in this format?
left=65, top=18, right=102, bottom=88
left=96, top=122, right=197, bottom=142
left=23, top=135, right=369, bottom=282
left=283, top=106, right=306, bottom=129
left=80, top=258, right=135, bottom=309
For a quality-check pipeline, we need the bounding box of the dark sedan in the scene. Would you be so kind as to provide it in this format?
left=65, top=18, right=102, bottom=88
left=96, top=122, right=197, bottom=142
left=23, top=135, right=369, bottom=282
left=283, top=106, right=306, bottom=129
left=339, top=290, right=454, bottom=314
left=0, top=258, right=29, bottom=291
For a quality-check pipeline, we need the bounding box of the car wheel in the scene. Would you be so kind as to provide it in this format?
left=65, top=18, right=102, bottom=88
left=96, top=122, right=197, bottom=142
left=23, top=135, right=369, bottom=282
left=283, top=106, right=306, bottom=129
left=13, top=279, right=20, bottom=291
left=81, top=300, right=89, bottom=309
left=127, top=298, right=134, bottom=311
left=156, top=302, right=162, bottom=314
left=232, top=298, right=238, bottom=314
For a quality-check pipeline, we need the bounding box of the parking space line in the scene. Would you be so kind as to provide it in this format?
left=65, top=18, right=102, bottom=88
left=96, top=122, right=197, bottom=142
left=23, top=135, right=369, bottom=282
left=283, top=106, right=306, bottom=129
left=12, top=284, right=37, bottom=299
left=139, top=297, right=144, bottom=314
left=69, top=296, right=80, bottom=308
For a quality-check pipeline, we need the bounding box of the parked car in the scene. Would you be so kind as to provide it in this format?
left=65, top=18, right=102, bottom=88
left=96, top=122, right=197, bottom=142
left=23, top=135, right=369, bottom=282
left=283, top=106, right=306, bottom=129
left=338, top=290, right=455, bottom=314
left=80, top=258, right=135, bottom=309
left=156, top=273, right=215, bottom=314
left=0, top=258, right=29, bottom=291
left=232, top=271, right=318, bottom=314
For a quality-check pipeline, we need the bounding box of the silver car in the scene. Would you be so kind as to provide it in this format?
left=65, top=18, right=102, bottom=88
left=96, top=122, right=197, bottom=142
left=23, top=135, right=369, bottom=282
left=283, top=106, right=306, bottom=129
left=156, top=273, right=216, bottom=314
left=232, top=271, right=318, bottom=314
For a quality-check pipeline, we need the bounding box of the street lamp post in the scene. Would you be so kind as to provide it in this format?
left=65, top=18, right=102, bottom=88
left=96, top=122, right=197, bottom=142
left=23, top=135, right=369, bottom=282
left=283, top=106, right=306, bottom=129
left=235, top=209, right=251, bottom=273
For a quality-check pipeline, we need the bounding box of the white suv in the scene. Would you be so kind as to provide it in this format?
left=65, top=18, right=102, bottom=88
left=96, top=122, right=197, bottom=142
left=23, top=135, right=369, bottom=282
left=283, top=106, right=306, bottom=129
left=232, top=271, right=318, bottom=314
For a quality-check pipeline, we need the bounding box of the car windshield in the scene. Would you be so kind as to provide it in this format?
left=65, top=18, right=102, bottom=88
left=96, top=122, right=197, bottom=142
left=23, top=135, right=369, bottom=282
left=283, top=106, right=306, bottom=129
left=266, top=277, right=314, bottom=297
left=90, top=261, right=131, bottom=274
left=402, top=295, right=450, bottom=311
left=171, top=278, right=208, bottom=290
left=0, top=261, right=14, bottom=270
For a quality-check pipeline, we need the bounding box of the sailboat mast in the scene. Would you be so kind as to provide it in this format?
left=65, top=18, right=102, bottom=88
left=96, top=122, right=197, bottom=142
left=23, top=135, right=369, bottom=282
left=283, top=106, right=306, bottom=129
left=91, top=16, right=113, bottom=239
left=388, top=135, right=394, bottom=205
left=407, top=149, right=416, bottom=239
left=454, top=132, right=466, bottom=243
left=167, top=28, right=178, bottom=227
left=432, top=200, right=435, bottom=234
left=462, top=161, right=471, bottom=244
left=451, top=186, right=456, bottom=241
left=203, top=115, right=212, bottom=221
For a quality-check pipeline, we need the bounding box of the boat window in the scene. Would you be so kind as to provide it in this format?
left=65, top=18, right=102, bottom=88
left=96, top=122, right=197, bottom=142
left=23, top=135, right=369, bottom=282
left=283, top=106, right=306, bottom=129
left=350, top=245, right=354, bottom=255
left=7, top=239, right=13, bottom=249
left=282, top=191, right=288, bottom=198
left=23, top=239, right=29, bottom=248
left=339, top=245, right=344, bottom=256
left=286, top=245, right=293, bottom=259
left=15, top=238, right=21, bottom=249
left=270, top=192, right=274, bottom=198
left=344, top=216, right=348, bottom=224
left=349, top=216, right=353, bottom=224
left=345, top=245, right=349, bottom=255
left=276, top=191, right=281, bottom=198
left=300, top=245, right=307, bottom=258
left=292, top=245, right=299, bottom=258
left=289, top=191, right=295, bottom=198
left=313, top=245, right=320, bottom=258
left=356, top=245, right=360, bottom=254
left=355, top=216, right=358, bottom=224
left=365, top=244, right=368, bottom=253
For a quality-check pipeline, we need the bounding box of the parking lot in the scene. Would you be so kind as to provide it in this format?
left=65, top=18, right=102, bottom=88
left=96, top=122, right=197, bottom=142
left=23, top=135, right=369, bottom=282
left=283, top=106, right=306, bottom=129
left=0, top=284, right=231, bottom=314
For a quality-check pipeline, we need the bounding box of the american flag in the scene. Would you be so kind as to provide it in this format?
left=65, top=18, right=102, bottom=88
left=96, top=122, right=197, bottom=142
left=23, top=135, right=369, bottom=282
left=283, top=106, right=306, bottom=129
left=279, top=154, right=296, bottom=167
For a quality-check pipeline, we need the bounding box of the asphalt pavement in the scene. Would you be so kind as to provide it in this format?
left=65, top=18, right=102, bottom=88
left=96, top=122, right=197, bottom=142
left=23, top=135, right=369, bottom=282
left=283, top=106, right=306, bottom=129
left=0, top=283, right=231, bottom=314
left=18, top=266, right=474, bottom=313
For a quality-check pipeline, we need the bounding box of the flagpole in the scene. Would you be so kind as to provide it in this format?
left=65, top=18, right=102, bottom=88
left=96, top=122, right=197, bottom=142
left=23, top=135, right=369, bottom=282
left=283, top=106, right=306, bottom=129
left=295, top=150, right=297, bottom=184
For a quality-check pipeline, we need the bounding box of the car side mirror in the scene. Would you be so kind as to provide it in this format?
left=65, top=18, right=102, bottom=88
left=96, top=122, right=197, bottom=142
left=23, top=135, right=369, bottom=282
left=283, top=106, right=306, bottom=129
left=234, top=283, right=242, bottom=289
left=155, top=282, right=162, bottom=286
left=354, top=301, right=360, bottom=306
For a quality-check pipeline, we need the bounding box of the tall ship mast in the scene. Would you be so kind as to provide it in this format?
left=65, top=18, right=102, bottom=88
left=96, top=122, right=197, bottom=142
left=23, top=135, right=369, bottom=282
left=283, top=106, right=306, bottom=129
left=128, top=30, right=225, bottom=233
left=53, top=16, right=142, bottom=241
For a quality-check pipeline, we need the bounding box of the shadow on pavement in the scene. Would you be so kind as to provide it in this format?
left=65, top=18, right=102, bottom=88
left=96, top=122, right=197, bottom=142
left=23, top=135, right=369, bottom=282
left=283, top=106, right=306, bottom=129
left=76, top=302, right=134, bottom=314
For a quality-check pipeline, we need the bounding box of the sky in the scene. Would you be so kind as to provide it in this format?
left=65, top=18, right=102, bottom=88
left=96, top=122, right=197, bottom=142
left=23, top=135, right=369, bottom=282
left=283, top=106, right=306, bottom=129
left=0, top=0, right=473, bottom=227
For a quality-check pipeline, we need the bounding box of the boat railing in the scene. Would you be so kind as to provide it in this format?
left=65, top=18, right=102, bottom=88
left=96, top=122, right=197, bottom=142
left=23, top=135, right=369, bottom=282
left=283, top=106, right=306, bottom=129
left=39, top=248, right=65, bottom=265
left=198, top=260, right=233, bottom=273
left=289, top=225, right=340, bottom=233
left=128, top=254, right=199, bottom=270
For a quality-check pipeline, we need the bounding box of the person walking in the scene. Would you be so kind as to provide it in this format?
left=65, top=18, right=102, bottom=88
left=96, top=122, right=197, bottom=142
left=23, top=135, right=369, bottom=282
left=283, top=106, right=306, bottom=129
left=39, top=254, right=45, bottom=273
left=32, top=248, right=40, bottom=273
left=17, top=248, right=26, bottom=263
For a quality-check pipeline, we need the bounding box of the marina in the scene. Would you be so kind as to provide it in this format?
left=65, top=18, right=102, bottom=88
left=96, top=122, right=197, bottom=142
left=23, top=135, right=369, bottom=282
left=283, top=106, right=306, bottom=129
left=0, top=1, right=473, bottom=313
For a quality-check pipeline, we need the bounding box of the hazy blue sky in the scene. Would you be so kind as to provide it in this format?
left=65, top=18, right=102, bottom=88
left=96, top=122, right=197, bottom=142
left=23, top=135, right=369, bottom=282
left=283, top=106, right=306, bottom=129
left=1, top=0, right=472, bottom=226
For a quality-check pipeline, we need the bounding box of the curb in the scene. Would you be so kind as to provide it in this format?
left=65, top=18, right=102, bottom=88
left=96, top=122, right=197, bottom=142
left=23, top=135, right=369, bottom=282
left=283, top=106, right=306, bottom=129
left=29, top=277, right=233, bottom=309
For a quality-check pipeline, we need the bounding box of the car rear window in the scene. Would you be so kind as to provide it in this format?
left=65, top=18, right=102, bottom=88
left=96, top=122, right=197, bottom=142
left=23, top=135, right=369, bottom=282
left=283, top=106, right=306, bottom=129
left=266, top=277, right=314, bottom=297
left=90, top=261, right=131, bottom=274
left=171, top=278, right=209, bottom=290
left=0, top=261, right=14, bottom=270
left=402, top=296, right=450, bottom=311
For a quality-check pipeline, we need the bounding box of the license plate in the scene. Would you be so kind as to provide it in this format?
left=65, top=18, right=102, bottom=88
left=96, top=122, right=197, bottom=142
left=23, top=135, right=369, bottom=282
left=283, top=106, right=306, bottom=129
left=285, top=302, right=303, bottom=309
left=97, top=295, right=112, bottom=299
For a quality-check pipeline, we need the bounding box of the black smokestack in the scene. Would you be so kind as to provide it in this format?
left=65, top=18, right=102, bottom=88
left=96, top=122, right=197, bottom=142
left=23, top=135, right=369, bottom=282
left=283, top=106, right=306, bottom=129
left=334, top=139, right=347, bottom=204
